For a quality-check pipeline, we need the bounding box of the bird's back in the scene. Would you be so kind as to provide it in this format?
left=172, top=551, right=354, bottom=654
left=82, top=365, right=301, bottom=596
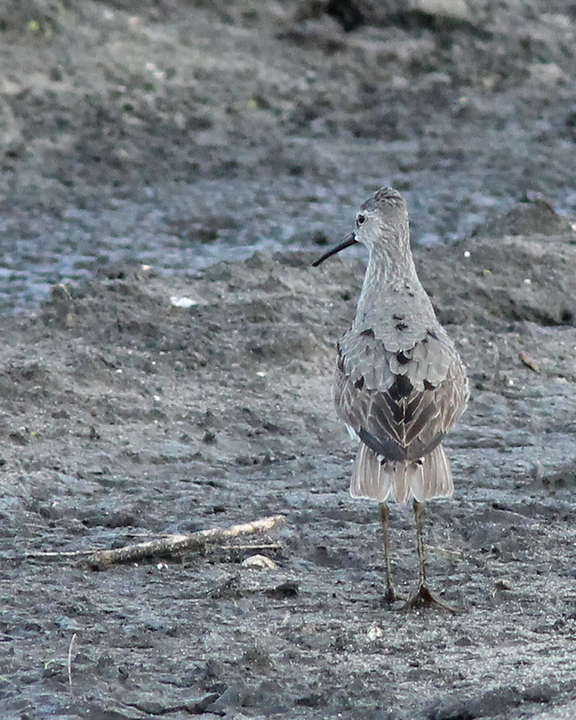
left=335, top=286, right=468, bottom=503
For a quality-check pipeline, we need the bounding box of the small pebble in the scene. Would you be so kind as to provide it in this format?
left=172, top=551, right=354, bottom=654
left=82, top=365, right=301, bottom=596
left=242, top=554, right=277, bottom=570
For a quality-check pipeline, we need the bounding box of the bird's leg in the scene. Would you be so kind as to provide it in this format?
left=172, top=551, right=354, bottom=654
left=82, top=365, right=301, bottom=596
left=402, top=499, right=463, bottom=613
left=415, top=498, right=428, bottom=589
left=378, top=502, right=403, bottom=603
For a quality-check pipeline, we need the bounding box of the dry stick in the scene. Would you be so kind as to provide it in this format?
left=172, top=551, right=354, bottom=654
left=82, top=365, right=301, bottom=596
left=27, top=541, right=281, bottom=561
left=25, top=516, right=285, bottom=567
left=27, top=549, right=103, bottom=559
left=85, top=515, right=286, bottom=570
left=67, top=633, right=77, bottom=688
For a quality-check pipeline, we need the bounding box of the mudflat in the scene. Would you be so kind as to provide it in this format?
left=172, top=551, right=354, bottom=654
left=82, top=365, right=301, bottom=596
left=1, top=2, right=576, bottom=718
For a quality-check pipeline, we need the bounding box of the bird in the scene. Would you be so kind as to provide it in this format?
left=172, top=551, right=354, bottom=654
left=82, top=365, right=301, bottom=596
left=313, top=187, right=468, bottom=611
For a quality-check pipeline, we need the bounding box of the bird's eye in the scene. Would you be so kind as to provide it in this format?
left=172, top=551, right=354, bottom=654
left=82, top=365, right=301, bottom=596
left=356, top=214, right=366, bottom=226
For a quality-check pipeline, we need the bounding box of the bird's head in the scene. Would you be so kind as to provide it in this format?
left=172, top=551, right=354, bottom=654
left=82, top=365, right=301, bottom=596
left=313, top=187, right=409, bottom=266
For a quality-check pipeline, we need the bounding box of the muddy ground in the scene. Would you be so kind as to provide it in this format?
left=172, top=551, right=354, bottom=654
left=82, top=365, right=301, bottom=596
left=1, top=1, right=576, bottom=718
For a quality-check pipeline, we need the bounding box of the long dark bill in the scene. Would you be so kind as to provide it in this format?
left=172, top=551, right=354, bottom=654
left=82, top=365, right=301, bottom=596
left=312, top=232, right=358, bottom=267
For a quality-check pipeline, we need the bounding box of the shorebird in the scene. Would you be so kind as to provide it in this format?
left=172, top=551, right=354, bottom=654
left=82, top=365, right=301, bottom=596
left=313, top=188, right=468, bottom=610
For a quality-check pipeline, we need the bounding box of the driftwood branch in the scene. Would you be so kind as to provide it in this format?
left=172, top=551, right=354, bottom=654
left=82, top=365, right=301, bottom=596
left=28, top=515, right=286, bottom=570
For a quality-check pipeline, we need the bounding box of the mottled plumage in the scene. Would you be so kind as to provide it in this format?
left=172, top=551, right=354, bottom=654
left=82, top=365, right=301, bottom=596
left=313, top=187, right=469, bottom=610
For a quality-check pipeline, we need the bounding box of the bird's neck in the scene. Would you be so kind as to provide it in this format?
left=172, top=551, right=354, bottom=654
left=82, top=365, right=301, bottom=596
left=355, top=241, right=429, bottom=327
left=364, top=239, right=420, bottom=290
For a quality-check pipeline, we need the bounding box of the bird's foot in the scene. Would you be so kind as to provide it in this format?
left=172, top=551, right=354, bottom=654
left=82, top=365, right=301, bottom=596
left=379, top=586, right=406, bottom=608
left=400, top=584, right=464, bottom=614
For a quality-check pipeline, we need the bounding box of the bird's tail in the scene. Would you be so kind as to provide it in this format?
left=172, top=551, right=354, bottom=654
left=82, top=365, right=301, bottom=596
left=350, top=443, right=454, bottom=504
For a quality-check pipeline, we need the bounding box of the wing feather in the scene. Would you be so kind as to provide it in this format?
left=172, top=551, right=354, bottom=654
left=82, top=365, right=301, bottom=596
left=335, top=325, right=468, bottom=464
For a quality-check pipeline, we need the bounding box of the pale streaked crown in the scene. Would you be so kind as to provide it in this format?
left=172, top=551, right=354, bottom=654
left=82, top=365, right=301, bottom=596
left=353, top=187, right=410, bottom=255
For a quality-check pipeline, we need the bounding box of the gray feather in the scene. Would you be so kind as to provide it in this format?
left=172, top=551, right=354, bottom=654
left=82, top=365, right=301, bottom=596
left=331, top=188, right=468, bottom=504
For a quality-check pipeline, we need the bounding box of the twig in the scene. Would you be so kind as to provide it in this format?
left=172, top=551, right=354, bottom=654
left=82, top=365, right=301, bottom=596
left=87, top=515, right=285, bottom=570
left=27, top=540, right=283, bottom=562
left=30, top=515, right=283, bottom=570
left=220, top=542, right=281, bottom=552
left=67, top=633, right=77, bottom=688
left=26, top=516, right=286, bottom=568
left=27, top=549, right=106, bottom=559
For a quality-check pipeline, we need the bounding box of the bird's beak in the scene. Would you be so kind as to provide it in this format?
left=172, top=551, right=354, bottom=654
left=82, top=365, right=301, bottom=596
left=312, top=232, right=358, bottom=267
